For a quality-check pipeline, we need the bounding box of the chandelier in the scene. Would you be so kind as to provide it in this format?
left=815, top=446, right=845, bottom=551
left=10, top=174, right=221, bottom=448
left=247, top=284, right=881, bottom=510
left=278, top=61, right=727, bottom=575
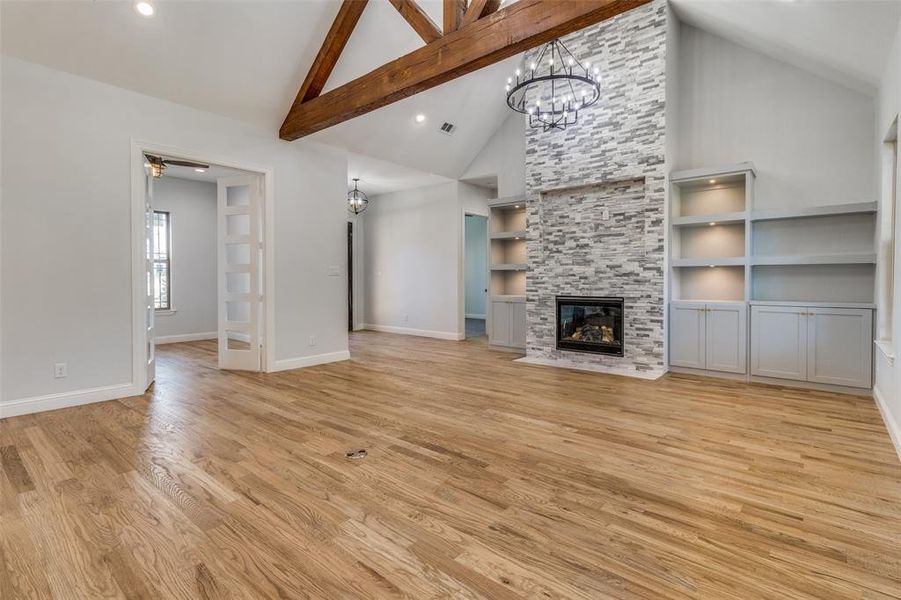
left=505, top=38, right=601, bottom=131
left=347, top=178, right=369, bottom=215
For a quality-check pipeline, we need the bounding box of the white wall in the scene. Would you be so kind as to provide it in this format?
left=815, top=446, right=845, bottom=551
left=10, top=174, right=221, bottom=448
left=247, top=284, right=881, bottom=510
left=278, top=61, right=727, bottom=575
left=152, top=177, right=217, bottom=342
left=464, top=215, right=488, bottom=319
left=362, top=180, right=490, bottom=340
left=461, top=113, right=526, bottom=199
left=1, top=56, right=349, bottom=410
left=874, top=19, right=901, bottom=459
left=677, top=24, right=876, bottom=210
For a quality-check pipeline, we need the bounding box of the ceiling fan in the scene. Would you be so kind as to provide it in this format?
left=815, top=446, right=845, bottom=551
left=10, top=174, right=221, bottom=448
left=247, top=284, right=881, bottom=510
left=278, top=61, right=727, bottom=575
left=144, top=154, right=210, bottom=178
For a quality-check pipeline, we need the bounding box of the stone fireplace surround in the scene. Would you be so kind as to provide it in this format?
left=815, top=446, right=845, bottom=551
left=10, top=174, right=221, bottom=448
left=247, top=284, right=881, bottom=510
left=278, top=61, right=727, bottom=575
left=516, top=0, right=667, bottom=379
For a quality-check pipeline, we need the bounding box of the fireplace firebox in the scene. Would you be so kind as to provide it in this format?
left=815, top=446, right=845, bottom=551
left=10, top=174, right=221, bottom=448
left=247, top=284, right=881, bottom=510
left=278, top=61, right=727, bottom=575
left=556, top=296, right=624, bottom=356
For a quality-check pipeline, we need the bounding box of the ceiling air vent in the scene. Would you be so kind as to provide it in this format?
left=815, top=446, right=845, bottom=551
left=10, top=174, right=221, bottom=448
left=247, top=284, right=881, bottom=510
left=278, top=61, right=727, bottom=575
left=439, top=122, right=457, bottom=136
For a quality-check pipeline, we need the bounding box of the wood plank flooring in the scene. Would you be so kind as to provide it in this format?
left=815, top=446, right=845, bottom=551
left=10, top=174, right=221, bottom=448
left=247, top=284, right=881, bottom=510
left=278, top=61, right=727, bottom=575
left=2, top=331, right=900, bottom=599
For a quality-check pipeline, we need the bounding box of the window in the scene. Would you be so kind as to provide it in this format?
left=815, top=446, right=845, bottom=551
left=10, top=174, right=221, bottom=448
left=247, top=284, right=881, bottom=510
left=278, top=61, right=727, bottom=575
left=152, top=210, right=171, bottom=310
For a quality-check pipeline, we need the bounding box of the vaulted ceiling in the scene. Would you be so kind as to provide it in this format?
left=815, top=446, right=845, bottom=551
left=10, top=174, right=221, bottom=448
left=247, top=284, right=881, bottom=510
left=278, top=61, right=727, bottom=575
left=0, top=0, right=518, bottom=179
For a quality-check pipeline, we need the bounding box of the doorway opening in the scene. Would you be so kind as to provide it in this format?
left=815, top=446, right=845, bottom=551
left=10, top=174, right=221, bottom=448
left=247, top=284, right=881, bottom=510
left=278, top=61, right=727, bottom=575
left=131, top=142, right=274, bottom=393
left=348, top=221, right=354, bottom=331
left=464, top=213, right=489, bottom=338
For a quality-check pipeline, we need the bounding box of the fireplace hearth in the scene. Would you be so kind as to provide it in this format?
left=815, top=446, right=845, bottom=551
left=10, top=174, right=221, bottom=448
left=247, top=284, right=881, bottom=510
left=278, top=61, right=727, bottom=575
left=556, top=296, right=624, bottom=356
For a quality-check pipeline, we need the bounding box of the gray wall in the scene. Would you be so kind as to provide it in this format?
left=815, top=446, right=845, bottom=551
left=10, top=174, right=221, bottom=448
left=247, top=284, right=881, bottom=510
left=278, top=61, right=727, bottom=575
left=525, top=0, right=668, bottom=377
left=152, top=177, right=217, bottom=342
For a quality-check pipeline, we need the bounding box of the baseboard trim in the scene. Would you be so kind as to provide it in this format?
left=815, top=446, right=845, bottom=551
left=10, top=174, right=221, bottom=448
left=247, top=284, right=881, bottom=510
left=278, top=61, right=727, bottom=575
left=272, top=350, right=351, bottom=372
left=1, top=383, right=142, bottom=419
left=514, top=356, right=665, bottom=380
left=873, top=385, right=901, bottom=465
left=363, top=324, right=465, bottom=341
left=155, top=331, right=217, bottom=345
left=465, top=313, right=486, bottom=320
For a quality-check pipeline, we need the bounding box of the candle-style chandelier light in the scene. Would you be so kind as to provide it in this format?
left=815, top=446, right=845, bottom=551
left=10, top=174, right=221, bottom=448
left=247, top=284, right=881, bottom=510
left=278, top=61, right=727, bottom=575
left=347, top=178, right=369, bottom=215
left=505, top=38, right=601, bottom=132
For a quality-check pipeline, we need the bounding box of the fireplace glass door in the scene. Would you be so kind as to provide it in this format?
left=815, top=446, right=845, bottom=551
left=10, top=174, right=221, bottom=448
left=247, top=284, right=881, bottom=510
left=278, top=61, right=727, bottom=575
left=556, top=296, right=624, bottom=356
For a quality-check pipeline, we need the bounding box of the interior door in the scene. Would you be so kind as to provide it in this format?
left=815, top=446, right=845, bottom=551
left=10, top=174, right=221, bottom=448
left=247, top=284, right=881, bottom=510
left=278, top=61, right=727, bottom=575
left=669, top=302, right=706, bottom=369
left=750, top=305, right=807, bottom=381
left=144, top=172, right=156, bottom=389
left=217, top=175, right=263, bottom=371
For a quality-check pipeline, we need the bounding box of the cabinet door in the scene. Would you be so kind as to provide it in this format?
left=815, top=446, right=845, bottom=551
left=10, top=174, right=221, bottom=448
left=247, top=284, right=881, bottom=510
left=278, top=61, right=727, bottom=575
left=705, top=303, right=747, bottom=374
left=750, top=305, right=807, bottom=381
left=807, top=308, right=873, bottom=388
left=490, top=300, right=511, bottom=346
left=510, top=302, right=527, bottom=349
left=669, top=302, right=706, bottom=369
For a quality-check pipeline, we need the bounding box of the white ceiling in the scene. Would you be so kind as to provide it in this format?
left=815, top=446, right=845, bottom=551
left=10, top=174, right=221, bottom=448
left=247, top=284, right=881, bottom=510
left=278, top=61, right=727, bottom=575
left=0, top=0, right=518, bottom=182
left=348, top=152, right=451, bottom=196
left=671, top=0, right=901, bottom=94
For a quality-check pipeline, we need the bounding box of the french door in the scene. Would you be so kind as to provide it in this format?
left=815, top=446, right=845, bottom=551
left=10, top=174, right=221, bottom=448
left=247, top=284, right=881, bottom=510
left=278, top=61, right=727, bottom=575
left=217, top=175, right=264, bottom=371
left=144, top=173, right=156, bottom=389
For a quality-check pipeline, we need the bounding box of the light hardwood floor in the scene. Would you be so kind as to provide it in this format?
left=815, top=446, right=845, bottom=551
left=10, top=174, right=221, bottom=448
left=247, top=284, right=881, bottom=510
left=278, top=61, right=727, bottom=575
left=2, top=332, right=900, bottom=599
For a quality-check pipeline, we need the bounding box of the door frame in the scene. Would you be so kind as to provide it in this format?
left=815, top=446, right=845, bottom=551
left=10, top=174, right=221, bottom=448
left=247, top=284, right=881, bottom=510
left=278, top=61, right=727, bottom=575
left=130, top=139, right=276, bottom=389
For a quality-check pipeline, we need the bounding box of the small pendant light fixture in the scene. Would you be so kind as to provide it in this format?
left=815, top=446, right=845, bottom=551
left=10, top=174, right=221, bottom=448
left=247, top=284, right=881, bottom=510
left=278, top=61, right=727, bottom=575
left=347, top=178, right=369, bottom=215
left=505, top=38, right=601, bottom=131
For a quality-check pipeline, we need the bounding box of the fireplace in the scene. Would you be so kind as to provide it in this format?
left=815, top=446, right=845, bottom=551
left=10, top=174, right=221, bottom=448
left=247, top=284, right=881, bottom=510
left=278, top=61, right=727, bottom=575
left=556, top=296, right=624, bottom=356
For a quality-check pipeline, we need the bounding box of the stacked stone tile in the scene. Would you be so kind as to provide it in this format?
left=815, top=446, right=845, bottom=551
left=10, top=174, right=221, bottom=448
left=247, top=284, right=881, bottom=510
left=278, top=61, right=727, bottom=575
left=524, top=0, right=667, bottom=377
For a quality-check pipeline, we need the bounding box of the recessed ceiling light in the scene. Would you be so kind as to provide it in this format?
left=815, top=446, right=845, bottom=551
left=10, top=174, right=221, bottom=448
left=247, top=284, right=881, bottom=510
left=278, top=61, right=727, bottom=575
left=195, top=168, right=206, bottom=173
left=514, top=205, right=520, bottom=208
left=709, top=222, right=716, bottom=226
left=135, top=1, right=154, bottom=16
left=708, top=179, right=716, bottom=184
left=414, top=114, right=426, bottom=123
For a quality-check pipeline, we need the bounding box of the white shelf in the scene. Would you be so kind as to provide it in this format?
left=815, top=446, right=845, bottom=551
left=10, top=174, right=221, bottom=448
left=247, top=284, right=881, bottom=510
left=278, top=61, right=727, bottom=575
left=750, top=253, right=876, bottom=266
left=671, top=162, right=757, bottom=183
left=491, top=263, right=528, bottom=271
left=750, top=300, right=876, bottom=309
left=671, top=299, right=747, bottom=306
left=672, top=212, right=747, bottom=227
left=490, top=230, right=528, bottom=240
left=488, top=195, right=526, bottom=208
left=672, top=257, right=746, bottom=267
left=751, top=202, right=877, bottom=222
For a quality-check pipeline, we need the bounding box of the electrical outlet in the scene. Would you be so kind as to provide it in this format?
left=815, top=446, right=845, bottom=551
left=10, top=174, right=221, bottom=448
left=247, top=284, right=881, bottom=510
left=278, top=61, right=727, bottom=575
left=308, top=335, right=317, bottom=347
left=602, top=209, right=610, bottom=221
left=328, top=265, right=340, bottom=277
left=53, top=362, right=68, bottom=378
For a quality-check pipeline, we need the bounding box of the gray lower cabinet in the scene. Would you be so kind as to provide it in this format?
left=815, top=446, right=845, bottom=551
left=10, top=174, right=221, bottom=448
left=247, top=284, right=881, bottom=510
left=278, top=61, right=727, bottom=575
left=490, top=298, right=526, bottom=349
left=670, top=302, right=747, bottom=373
left=750, top=305, right=873, bottom=388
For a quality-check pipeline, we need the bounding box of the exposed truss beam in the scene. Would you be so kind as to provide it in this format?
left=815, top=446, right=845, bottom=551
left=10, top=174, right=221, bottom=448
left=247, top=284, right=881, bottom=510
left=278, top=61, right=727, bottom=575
left=388, top=0, right=442, bottom=44
left=461, top=0, right=500, bottom=27
left=280, top=0, right=651, bottom=141
left=288, top=0, right=369, bottom=108
left=443, top=0, right=466, bottom=34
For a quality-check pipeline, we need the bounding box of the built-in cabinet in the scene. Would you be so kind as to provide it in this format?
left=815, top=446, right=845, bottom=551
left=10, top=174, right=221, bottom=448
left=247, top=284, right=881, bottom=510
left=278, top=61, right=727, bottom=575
left=670, top=302, right=747, bottom=374
left=750, top=304, right=874, bottom=388
left=488, top=196, right=527, bottom=350
left=668, top=162, right=877, bottom=391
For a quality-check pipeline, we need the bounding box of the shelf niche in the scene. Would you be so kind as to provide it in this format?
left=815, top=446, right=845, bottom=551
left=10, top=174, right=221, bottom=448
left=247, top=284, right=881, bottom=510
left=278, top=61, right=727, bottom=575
left=673, top=265, right=745, bottom=302
left=751, top=264, right=875, bottom=305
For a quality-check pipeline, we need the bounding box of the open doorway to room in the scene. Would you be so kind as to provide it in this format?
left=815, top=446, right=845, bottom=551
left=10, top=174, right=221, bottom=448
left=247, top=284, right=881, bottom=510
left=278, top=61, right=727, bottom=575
left=132, top=144, right=274, bottom=392
left=464, top=213, right=489, bottom=338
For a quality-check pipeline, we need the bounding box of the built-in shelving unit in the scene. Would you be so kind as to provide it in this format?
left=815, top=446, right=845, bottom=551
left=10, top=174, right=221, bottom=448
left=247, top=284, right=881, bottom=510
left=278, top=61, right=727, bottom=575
left=668, top=161, right=878, bottom=391
left=488, top=196, right=528, bottom=350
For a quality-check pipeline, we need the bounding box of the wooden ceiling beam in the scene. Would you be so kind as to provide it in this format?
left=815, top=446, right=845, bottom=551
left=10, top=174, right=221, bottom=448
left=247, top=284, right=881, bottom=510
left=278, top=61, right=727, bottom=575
left=388, top=0, right=442, bottom=44
left=288, top=0, right=368, bottom=108
left=461, top=0, right=500, bottom=27
left=443, top=0, right=466, bottom=34
left=280, top=0, right=650, bottom=141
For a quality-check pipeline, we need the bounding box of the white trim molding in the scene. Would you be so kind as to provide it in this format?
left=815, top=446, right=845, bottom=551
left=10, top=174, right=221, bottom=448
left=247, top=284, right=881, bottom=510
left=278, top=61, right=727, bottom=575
left=0, top=383, right=141, bottom=419
left=873, top=385, right=901, bottom=464
left=363, top=324, right=465, bottom=341
left=465, top=313, right=487, bottom=320
left=155, top=332, right=217, bottom=345
left=875, top=340, right=896, bottom=366
left=272, top=351, right=351, bottom=372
